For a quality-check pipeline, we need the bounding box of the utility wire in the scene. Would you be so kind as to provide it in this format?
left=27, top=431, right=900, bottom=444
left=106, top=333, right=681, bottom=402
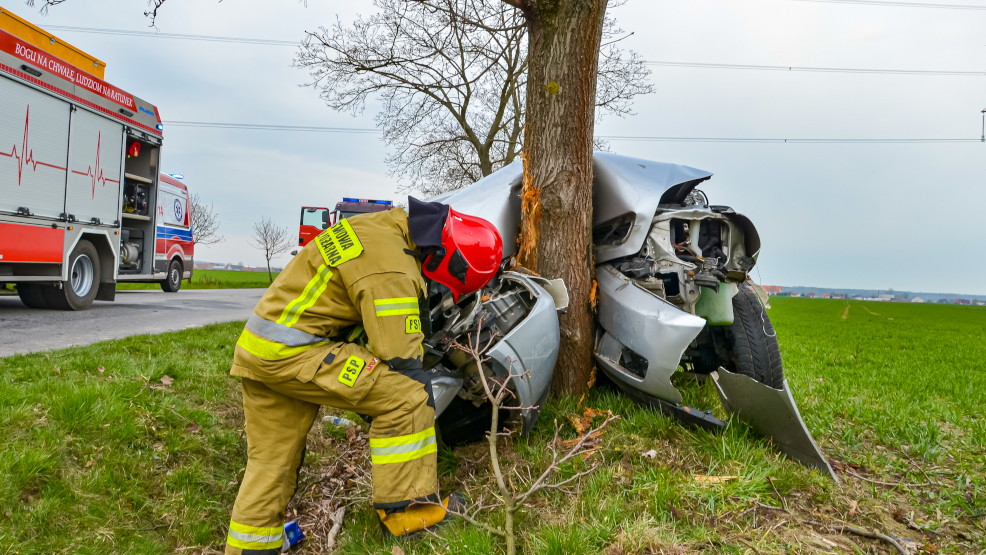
left=42, top=25, right=299, bottom=46
left=163, top=121, right=379, bottom=133
left=645, top=60, right=985, bottom=76
left=787, top=0, right=986, bottom=9
left=44, top=25, right=984, bottom=76
left=162, top=121, right=979, bottom=143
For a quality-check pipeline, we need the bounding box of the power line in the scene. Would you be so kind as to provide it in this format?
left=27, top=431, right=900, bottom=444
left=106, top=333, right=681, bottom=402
left=788, top=0, right=986, bottom=9
left=163, top=121, right=378, bottom=133
left=42, top=25, right=299, bottom=46
left=162, top=121, right=979, bottom=143
left=645, top=60, right=985, bottom=76
left=45, top=25, right=983, bottom=77
left=599, top=135, right=979, bottom=143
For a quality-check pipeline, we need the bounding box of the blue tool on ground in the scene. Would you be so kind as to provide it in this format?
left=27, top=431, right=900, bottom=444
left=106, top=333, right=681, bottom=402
left=282, top=521, right=305, bottom=551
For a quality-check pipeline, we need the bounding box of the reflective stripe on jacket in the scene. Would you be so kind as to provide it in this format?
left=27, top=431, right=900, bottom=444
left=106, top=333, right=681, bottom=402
left=231, top=208, right=427, bottom=383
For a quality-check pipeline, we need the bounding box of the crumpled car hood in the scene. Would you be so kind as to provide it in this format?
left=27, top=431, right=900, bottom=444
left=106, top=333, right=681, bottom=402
left=430, top=152, right=713, bottom=263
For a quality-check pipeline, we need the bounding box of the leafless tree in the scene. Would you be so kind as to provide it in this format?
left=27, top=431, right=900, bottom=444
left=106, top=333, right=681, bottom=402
left=295, top=0, right=650, bottom=196
left=249, top=217, right=292, bottom=284
left=26, top=0, right=168, bottom=24
left=190, top=193, right=224, bottom=246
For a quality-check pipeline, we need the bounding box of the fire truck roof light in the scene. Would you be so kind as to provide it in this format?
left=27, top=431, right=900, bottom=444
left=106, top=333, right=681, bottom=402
left=156, top=124, right=164, bottom=131
left=169, top=173, right=184, bottom=180
left=376, top=200, right=393, bottom=205
left=343, top=198, right=359, bottom=203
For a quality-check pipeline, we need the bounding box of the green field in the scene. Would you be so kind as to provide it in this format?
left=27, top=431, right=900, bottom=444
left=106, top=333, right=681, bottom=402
left=0, top=299, right=983, bottom=553
left=116, top=269, right=278, bottom=290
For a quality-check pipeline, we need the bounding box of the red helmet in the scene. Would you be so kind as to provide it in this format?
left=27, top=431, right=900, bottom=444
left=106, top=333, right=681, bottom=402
left=423, top=207, right=503, bottom=300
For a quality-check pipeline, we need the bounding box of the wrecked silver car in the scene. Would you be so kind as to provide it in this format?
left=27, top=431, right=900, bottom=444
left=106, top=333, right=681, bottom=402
left=426, top=152, right=835, bottom=480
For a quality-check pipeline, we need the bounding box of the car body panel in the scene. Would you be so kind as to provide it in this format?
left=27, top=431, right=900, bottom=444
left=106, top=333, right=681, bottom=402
left=593, top=264, right=706, bottom=404
left=712, top=369, right=839, bottom=482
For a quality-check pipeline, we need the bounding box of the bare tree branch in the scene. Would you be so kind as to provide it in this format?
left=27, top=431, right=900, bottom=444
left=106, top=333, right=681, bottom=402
left=26, top=0, right=169, bottom=26
left=295, top=0, right=652, bottom=196
left=190, top=193, right=224, bottom=246
left=248, top=216, right=292, bottom=284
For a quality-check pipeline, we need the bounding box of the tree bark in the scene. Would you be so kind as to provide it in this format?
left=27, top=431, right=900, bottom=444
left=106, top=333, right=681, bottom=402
left=516, top=0, right=607, bottom=394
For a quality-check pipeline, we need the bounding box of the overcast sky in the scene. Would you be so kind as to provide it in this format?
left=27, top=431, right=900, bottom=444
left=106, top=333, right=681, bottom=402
left=8, top=0, right=984, bottom=294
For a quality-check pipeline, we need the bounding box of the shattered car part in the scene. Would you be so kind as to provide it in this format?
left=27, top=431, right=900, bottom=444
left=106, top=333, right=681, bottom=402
left=593, top=264, right=706, bottom=405
left=712, top=369, right=838, bottom=482
left=427, top=272, right=562, bottom=440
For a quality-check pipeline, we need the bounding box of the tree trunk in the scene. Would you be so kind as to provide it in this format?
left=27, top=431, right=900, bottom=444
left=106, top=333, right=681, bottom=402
left=517, top=0, right=607, bottom=394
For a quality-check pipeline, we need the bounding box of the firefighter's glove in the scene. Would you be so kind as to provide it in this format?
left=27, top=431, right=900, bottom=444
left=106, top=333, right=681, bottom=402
left=377, top=492, right=466, bottom=538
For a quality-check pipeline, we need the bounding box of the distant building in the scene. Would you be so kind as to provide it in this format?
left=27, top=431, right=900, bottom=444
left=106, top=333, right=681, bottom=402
left=762, top=285, right=782, bottom=295
left=790, top=293, right=801, bottom=298
left=938, top=299, right=950, bottom=304
left=806, top=292, right=816, bottom=298
left=831, top=293, right=846, bottom=299
left=955, top=298, right=971, bottom=305
left=822, top=293, right=831, bottom=299
left=911, top=297, right=925, bottom=303
left=975, top=300, right=986, bottom=306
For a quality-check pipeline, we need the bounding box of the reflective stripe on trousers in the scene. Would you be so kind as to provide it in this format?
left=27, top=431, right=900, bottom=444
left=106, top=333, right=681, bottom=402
left=226, top=521, right=283, bottom=551
left=369, top=426, right=437, bottom=464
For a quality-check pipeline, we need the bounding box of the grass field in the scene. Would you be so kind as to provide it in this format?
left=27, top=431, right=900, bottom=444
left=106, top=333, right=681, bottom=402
left=0, top=299, right=983, bottom=554
left=116, top=269, right=278, bottom=290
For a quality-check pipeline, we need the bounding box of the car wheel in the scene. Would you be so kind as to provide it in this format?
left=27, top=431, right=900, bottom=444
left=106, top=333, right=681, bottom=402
left=724, top=283, right=784, bottom=388
left=16, top=283, right=50, bottom=309
left=695, top=283, right=784, bottom=389
left=45, top=240, right=100, bottom=311
left=160, top=259, right=182, bottom=293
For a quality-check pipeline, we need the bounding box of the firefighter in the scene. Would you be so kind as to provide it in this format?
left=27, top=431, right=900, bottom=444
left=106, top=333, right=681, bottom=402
left=224, top=198, right=503, bottom=554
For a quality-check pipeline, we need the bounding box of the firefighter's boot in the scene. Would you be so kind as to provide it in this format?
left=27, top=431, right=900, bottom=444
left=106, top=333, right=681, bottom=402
left=377, top=492, right=466, bottom=537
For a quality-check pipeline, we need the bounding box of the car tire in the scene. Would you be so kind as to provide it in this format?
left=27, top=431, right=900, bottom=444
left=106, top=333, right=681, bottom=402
left=726, top=283, right=784, bottom=389
left=694, top=283, right=784, bottom=389
left=16, top=283, right=50, bottom=309
left=160, top=259, right=182, bottom=293
left=45, top=240, right=100, bottom=311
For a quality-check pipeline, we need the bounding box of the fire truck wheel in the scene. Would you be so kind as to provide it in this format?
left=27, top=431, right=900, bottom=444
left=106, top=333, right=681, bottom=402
left=16, top=283, right=50, bottom=309
left=46, top=240, right=101, bottom=311
left=160, top=259, right=182, bottom=293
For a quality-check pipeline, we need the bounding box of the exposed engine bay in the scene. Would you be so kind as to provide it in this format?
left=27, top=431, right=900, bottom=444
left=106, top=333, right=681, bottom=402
left=422, top=271, right=566, bottom=444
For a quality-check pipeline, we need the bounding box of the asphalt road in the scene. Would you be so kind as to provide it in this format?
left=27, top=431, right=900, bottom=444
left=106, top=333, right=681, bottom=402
left=0, top=289, right=264, bottom=357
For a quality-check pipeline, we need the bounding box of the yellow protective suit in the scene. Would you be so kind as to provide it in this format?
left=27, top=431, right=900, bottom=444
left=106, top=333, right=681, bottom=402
left=225, top=209, right=443, bottom=554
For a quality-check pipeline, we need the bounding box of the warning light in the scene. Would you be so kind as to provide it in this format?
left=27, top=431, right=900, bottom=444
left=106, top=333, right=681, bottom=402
left=156, top=124, right=164, bottom=131
left=169, top=173, right=185, bottom=180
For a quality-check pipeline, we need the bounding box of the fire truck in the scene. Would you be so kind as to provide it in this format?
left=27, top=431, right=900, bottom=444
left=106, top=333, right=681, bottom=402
left=297, top=198, right=394, bottom=248
left=0, top=7, right=193, bottom=310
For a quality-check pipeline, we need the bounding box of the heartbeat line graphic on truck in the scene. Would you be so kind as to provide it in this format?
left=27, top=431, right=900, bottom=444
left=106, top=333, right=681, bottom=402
left=71, top=131, right=119, bottom=198
left=0, top=106, right=67, bottom=186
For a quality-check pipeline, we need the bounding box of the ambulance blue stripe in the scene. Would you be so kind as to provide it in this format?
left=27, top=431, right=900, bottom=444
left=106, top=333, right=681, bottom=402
left=156, top=226, right=193, bottom=240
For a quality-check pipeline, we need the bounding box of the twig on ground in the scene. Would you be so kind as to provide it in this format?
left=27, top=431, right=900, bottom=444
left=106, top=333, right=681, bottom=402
left=803, top=520, right=908, bottom=555
left=765, top=476, right=789, bottom=512
left=754, top=501, right=788, bottom=513
left=737, top=537, right=762, bottom=554
left=324, top=506, right=346, bottom=550
left=423, top=324, right=618, bottom=555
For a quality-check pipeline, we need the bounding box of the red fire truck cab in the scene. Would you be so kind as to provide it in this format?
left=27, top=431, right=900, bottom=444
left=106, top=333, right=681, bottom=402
left=298, top=198, right=394, bottom=247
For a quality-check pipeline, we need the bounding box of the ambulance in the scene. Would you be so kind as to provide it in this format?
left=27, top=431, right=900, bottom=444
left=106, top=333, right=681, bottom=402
left=0, top=7, right=193, bottom=310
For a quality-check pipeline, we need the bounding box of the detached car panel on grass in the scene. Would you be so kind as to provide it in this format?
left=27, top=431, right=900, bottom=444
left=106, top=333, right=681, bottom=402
left=428, top=152, right=835, bottom=479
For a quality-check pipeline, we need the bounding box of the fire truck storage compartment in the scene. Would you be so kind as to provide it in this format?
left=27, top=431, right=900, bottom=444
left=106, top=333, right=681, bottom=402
left=119, top=135, right=159, bottom=276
